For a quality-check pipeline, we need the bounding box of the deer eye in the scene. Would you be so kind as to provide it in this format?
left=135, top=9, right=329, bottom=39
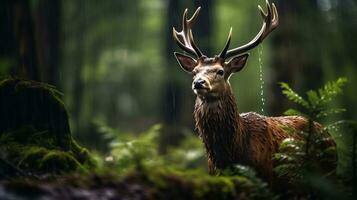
left=217, top=69, right=224, bottom=76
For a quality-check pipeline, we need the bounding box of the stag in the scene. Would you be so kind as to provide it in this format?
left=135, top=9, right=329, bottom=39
left=172, top=0, right=336, bottom=183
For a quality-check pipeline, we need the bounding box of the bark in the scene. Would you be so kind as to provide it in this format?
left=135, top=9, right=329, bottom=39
left=34, top=0, right=61, bottom=86
left=12, top=0, right=40, bottom=80
left=0, top=0, right=17, bottom=75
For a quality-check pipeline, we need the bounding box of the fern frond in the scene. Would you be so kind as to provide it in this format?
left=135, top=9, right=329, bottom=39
left=284, top=108, right=306, bottom=117
left=316, top=108, right=346, bottom=119
left=280, top=82, right=309, bottom=108
left=306, top=90, right=320, bottom=108
left=318, top=77, right=347, bottom=104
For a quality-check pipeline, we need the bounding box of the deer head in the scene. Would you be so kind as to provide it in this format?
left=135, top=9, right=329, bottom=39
left=173, top=0, right=278, bottom=100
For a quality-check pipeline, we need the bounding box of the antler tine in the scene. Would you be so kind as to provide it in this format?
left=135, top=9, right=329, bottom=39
left=272, top=3, right=279, bottom=27
left=173, top=7, right=204, bottom=58
left=225, top=0, right=279, bottom=59
left=189, top=30, right=203, bottom=57
left=219, top=27, right=232, bottom=59
left=173, top=28, right=195, bottom=56
left=187, top=7, right=201, bottom=26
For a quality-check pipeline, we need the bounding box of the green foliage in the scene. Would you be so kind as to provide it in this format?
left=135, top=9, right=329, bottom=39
left=273, top=136, right=337, bottom=182
left=95, top=122, right=161, bottom=171
left=165, top=136, right=206, bottom=170
left=88, top=123, right=274, bottom=199
left=0, top=166, right=274, bottom=200
left=328, top=120, right=357, bottom=198
left=219, top=165, right=273, bottom=199
left=0, top=78, right=96, bottom=175
left=273, top=138, right=304, bottom=180
left=274, top=78, right=346, bottom=193
left=147, top=167, right=274, bottom=200
left=280, top=77, right=347, bottom=120
left=0, top=126, right=95, bottom=174
left=109, top=124, right=162, bottom=172
left=95, top=122, right=206, bottom=172
left=280, top=82, right=309, bottom=109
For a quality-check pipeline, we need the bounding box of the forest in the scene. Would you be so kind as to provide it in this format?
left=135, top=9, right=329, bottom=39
left=0, top=0, right=357, bottom=199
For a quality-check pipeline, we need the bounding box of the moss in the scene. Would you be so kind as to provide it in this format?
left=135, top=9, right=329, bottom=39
left=0, top=128, right=95, bottom=174
left=137, top=168, right=273, bottom=200
left=0, top=78, right=70, bottom=150
left=39, top=150, right=83, bottom=172
left=0, top=166, right=274, bottom=199
left=0, top=78, right=95, bottom=175
left=18, top=146, right=48, bottom=168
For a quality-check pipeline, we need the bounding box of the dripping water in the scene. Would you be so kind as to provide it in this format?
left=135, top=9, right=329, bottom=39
left=258, top=45, right=265, bottom=114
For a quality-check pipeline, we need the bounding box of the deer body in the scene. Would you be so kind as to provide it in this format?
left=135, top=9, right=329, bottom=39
left=172, top=0, right=336, bottom=182
left=194, top=86, right=311, bottom=181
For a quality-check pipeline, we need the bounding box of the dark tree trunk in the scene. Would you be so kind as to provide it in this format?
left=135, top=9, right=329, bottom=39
left=12, top=0, right=40, bottom=80
left=34, top=0, right=61, bottom=86
left=160, top=0, right=182, bottom=152
left=0, top=0, right=17, bottom=76
left=0, top=0, right=61, bottom=84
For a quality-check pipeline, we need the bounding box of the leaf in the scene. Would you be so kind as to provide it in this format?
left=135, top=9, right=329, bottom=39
left=284, top=108, right=306, bottom=117
left=318, top=77, right=347, bottom=105
left=280, top=82, right=309, bottom=108
left=279, top=138, right=304, bottom=153
left=273, top=164, right=297, bottom=177
left=316, top=108, right=346, bottom=119
left=306, top=90, right=320, bottom=108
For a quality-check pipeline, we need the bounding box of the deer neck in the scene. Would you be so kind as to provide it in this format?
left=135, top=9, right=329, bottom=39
left=194, top=87, right=248, bottom=169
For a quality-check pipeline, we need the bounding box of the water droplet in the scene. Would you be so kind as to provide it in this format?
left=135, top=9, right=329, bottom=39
left=258, top=45, right=265, bottom=114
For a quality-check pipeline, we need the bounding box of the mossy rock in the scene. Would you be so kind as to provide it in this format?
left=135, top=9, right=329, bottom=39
left=0, top=78, right=70, bottom=149
left=0, top=78, right=95, bottom=175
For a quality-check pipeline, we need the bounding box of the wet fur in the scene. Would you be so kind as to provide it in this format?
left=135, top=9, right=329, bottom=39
left=194, top=87, right=336, bottom=183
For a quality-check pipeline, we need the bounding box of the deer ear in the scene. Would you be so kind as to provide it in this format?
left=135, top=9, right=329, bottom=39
left=174, top=52, right=197, bottom=73
left=225, top=53, right=249, bottom=74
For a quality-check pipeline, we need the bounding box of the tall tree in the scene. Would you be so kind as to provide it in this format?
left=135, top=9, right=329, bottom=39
left=0, top=0, right=16, bottom=76
left=11, top=0, right=40, bottom=80
left=34, top=0, right=61, bottom=86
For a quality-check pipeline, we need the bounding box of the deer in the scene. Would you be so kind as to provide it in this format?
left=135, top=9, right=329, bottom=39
left=172, top=0, right=337, bottom=184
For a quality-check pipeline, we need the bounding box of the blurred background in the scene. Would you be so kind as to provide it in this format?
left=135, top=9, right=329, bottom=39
left=0, top=0, right=356, bottom=152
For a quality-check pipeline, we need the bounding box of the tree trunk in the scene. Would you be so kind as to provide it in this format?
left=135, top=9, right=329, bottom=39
left=34, top=0, right=61, bottom=86
left=12, top=0, right=40, bottom=80
left=0, top=0, right=17, bottom=76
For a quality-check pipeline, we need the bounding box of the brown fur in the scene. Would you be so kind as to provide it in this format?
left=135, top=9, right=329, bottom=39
left=194, top=86, right=336, bottom=183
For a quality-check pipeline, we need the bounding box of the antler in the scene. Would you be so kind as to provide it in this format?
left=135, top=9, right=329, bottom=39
left=173, top=7, right=204, bottom=58
left=219, top=0, right=279, bottom=59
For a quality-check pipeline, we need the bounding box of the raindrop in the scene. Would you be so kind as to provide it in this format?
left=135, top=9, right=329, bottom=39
left=258, top=45, right=265, bottom=114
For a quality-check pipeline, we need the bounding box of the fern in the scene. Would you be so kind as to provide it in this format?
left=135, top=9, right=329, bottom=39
left=280, top=77, right=347, bottom=120
left=274, top=78, right=346, bottom=183
left=280, top=82, right=309, bottom=109
left=283, top=108, right=307, bottom=118
left=318, top=77, right=347, bottom=104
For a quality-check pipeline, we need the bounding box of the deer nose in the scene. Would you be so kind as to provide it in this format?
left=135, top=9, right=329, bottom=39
left=194, top=79, right=206, bottom=89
